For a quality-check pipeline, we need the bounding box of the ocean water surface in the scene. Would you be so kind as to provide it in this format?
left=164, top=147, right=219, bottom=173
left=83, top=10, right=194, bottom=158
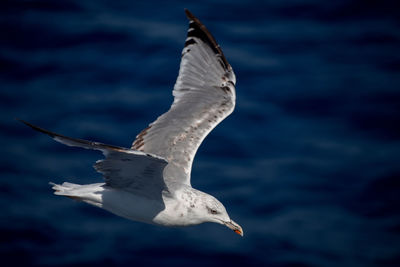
left=1, top=0, right=400, bottom=266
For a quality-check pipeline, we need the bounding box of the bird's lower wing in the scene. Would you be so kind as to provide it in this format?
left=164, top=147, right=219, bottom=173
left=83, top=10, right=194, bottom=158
left=20, top=120, right=168, bottom=198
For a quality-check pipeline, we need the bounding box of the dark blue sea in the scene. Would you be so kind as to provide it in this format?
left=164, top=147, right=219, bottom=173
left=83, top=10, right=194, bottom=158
left=1, top=0, right=399, bottom=266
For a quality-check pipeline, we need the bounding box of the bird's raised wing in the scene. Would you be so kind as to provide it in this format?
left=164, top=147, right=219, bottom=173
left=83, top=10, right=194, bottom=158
left=20, top=120, right=168, bottom=199
left=131, top=9, right=236, bottom=186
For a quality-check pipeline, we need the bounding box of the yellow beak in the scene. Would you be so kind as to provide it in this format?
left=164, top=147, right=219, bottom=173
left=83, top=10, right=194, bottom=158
left=224, top=220, right=243, bottom=236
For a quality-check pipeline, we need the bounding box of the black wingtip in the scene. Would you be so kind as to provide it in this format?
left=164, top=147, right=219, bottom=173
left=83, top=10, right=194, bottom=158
left=184, top=8, right=194, bottom=20
left=17, top=119, right=56, bottom=138
left=182, top=8, right=230, bottom=71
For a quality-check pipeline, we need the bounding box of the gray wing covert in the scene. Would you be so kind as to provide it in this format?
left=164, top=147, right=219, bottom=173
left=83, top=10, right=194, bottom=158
left=94, top=151, right=167, bottom=198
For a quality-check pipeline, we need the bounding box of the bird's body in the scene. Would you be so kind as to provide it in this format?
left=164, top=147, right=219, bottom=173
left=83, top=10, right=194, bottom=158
left=22, top=9, right=243, bottom=236
left=52, top=181, right=222, bottom=227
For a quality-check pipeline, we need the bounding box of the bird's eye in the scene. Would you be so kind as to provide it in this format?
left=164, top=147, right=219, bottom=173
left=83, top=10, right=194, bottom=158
left=210, top=209, right=218, bottom=214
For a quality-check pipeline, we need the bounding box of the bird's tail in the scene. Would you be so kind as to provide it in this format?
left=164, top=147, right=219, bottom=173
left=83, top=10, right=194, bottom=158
left=49, top=182, right=84, bottom=200
left=49, top=182, right=105, bottom=206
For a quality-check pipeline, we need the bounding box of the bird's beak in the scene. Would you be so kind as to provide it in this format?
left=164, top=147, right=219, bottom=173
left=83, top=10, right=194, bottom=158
left=224, top=220, right=243, bottom=236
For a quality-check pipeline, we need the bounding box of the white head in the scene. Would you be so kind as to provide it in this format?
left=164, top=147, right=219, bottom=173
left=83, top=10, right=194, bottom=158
left=182, top=189, right=243, bottom=236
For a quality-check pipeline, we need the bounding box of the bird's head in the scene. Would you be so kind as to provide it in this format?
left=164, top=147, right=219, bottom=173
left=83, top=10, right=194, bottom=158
left=194, top=192, right=243, bottom=236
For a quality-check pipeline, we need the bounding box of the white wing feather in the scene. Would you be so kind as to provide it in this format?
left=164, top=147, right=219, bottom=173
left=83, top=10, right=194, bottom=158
left=131, top=10, right=236, bottom=186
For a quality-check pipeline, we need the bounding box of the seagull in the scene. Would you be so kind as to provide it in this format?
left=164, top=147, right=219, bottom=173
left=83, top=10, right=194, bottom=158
left=20, top=9, right=242, bottom=236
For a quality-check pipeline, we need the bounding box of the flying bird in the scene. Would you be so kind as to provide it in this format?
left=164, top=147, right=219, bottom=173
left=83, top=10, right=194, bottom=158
left=21, top=9, right=242, bottom=236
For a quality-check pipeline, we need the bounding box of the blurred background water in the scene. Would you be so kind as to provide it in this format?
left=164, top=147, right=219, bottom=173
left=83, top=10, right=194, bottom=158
left=1, top=0, right=400, bottom=266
